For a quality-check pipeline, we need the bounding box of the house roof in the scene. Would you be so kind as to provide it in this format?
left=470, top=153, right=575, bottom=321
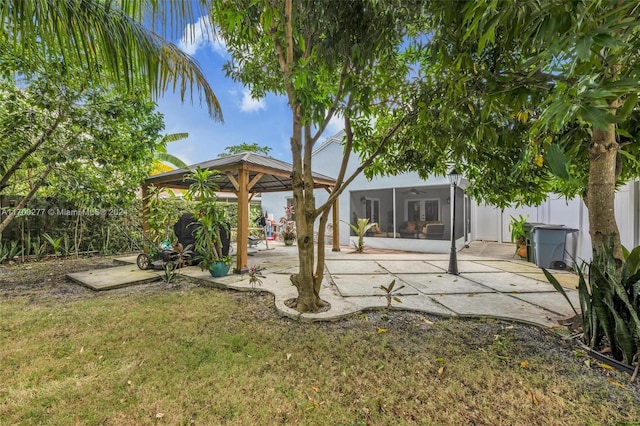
left=312, top=129, right=345, bottom=156
left=145, top=151, right=336, bottom=192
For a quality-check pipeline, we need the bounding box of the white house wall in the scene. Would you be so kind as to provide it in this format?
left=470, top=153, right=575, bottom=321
left=261, top=136, right=466, bottom=251
left=473, top=181, right=639, bottom=265
left=261, top=130, right=639, bottom=260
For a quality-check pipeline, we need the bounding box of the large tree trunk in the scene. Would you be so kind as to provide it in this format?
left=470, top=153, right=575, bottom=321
left=289, top=119, right=325, bottom=312
left=587, top=119, right=622, bottom=267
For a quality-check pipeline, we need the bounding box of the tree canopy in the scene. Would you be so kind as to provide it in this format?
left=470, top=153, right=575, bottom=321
left=0, top=61, right=164, bottom=233
left=0, top=0, right=223, bottom=120
left=367, top=0, right=640, bottom=263
left=212, top=0, right=418, bottom=311
left=218, top=143, right=272, bottom=157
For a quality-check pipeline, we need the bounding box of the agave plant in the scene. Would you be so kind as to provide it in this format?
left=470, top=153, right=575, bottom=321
left=0, top=240, right=22, bottom=263
left=343, top=218, right=378, bottom=253
left=544, top=239, right=640, bottom=365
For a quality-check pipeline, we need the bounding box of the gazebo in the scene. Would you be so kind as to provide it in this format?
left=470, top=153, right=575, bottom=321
left=143, top=152, right=339, bottom=273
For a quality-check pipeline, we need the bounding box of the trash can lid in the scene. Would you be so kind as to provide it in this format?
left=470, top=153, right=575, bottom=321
left=532, top=224, right=566, bottom=230
left=532, top=224, right=579, bottom=233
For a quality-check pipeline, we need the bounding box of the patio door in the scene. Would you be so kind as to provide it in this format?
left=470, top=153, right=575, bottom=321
left=364, top=198, right=380, bottom=225
left=406, top=199, right=440, bottom=222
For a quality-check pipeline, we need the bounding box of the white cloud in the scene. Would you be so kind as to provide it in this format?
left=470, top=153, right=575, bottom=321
left=325, top=112, right=344, bottom=136
left=240, top=89, right=266, bottom=112
left=178, top=16, right=227, bottom=57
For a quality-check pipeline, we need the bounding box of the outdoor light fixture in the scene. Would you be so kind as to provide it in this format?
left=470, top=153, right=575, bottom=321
left=447, top=167, right=461, bottom=275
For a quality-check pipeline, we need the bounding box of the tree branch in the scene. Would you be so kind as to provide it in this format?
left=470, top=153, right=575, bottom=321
left=310, top=58, right=350, bottom=144
left=316, top=111, right=414, bottom=215
left=0, top=165, right=53, bottom=234
left=0, top=106, right=64, bottom=191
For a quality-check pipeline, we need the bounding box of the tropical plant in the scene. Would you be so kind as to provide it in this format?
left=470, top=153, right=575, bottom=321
left=161, top=262, right=178, bottom=285
left=0, top=0, right=222, bottom=121
left=179, top=243, right=196, bottom=269
left=42, top=233, right=63, bottom=256
left=278, top=218, right=296, bottom=242
left=509, top=215, right=529, bottom=258
left=544, top=241, right=640, bottom=366
left=0, top=240, right=22, bottom=264
left=192, top=211, right=232, bottom=268
left=185, top=167, right=232, bottom=269
left=380, top=279, right=405, bottom=310
left=248, top=265, right=266, bottom=292
left=31, top=236, right=47, bottom=261
left=343, top=218, right=378, bottom=253
left=508, top=215, right=528, bottom=245
left=152, top=133, right=189, bottom=174
left=61, top=234, right=72, bottom=257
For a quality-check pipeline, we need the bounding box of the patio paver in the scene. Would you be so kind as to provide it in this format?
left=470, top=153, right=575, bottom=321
left=462, top=272, right=558, bottom=293
left=331, top=274, right=418, bottom=297
left=69, top=242, right=581, bottom=328
left=67, top=265, right=160, bottom=291
left=375, top=260, right=446, bottom=274
left=430, top=293, right=561, bottom=327
left=396, top=273, right=494, bottom=294
left=426, top=260, right=504, bottom=273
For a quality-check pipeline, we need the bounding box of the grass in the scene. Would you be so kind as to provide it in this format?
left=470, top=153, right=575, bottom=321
left=1, top=264, right=639, bottom=424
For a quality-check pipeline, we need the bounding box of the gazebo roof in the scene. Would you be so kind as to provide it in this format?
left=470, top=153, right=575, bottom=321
left=145, top=151, right=336, bottom=192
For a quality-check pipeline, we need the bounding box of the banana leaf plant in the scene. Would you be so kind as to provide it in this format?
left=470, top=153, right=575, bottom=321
left=342, top=218, right=378, bottom=253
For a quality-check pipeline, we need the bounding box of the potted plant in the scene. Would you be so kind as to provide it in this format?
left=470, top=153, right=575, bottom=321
left=509, top=214, right=528, bottom=258
left=192, top=211, right=232, bottom=276
left=185, top=167, right=232, bottom=277
left=279, top=218, right=296, bottom=246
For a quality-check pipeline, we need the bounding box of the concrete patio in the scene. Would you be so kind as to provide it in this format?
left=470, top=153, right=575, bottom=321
left=67, top=241, right=580, bottom=328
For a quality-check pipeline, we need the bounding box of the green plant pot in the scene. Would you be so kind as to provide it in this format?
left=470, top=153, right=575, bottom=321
left=209, top=261, right=231, bottom=277
left=284, top=239, right=294, bottom=246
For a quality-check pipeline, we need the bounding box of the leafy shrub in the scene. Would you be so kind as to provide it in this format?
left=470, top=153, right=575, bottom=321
left=545, top=240, right=640, bottom=365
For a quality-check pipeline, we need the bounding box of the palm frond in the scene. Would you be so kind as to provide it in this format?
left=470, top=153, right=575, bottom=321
left=155, top=152, right=189, bottom=170
left=0, top=0, right=222, bottom=121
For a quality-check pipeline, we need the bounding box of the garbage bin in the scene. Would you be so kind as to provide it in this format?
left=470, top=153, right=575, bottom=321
left=532, top=225, right=578, bottom=269
left=523, top=222, right=544, bottom=263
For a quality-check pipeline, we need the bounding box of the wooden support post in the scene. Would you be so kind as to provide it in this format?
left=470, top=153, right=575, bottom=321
left=141, top=183, right=150, bottom=253
left=332, top=198, right=340, bottom=251
left=235, top=169, right=250, bottom=273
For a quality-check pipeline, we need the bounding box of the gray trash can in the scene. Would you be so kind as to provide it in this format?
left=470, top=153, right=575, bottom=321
left=523, top=222, right=544, bottom=264
left=532, top=225, right=578, bottom=269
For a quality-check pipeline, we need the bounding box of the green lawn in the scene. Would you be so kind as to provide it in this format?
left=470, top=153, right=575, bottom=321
left=1, top=279, right=639, bottom=425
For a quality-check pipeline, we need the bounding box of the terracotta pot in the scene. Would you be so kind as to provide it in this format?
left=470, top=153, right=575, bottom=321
left=516, top=243, right=527, bottom=259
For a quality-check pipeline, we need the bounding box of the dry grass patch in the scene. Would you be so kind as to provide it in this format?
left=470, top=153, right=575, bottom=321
left=0, top=258, right=639, bottom=425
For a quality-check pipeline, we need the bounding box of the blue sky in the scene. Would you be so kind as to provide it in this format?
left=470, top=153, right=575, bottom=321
left=156, top=16, right=343, bottom=165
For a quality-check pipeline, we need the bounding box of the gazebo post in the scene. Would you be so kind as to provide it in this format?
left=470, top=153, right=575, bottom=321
left=332, top=198, right=340, bottom=251
left=141, top=183, right=151, bottom=254
left=235, top=168, right=249, bottom=273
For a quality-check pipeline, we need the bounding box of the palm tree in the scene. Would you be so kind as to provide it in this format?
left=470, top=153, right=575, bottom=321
left=0, top=0, right=222, bottom=121
left=152, top=133, right=190, bottom=175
